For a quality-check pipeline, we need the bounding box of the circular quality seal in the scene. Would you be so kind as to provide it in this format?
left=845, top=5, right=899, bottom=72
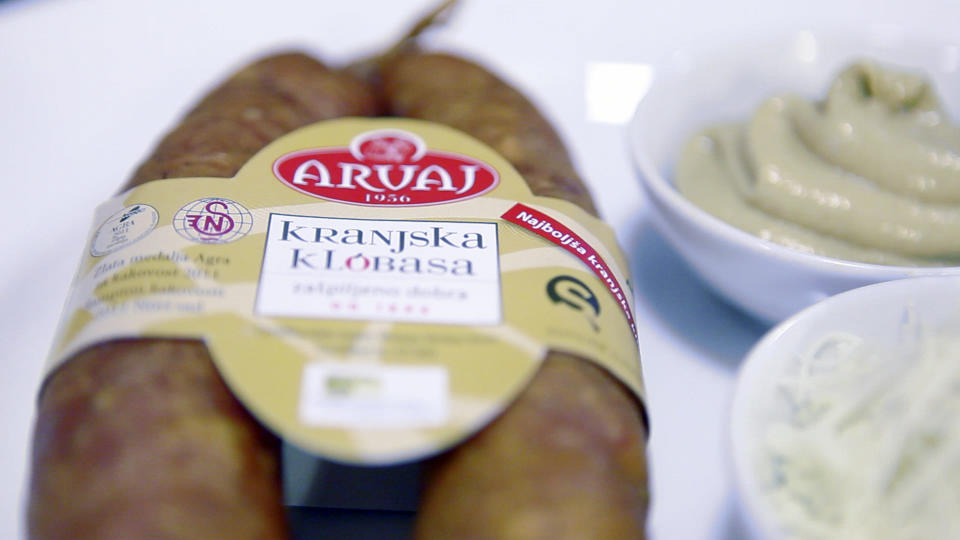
left=90, top=204, right=159, bottom=257
left=173, top=197, right=253, bottom=244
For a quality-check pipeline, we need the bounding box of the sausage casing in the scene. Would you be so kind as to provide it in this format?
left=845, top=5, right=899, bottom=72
left=28, top=52, right=378, bottom=540
left=380, top=52, right=650, bottom=540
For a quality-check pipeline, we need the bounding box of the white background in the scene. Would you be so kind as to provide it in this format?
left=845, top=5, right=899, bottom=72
left=2, top=0, right=958, bottom=538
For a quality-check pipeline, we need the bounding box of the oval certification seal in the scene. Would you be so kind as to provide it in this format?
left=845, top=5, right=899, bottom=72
left=90, top=204, right=159, bottom=257
left=172, top=197, right=253, bottom=244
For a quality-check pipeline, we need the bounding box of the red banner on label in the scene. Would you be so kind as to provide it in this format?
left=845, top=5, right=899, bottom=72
left=501, top=203, right=637, bottom=340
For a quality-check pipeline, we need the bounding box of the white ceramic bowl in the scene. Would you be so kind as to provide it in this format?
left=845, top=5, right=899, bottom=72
left=628, top=29, right=960, bottom=324
left=730, top=275, right=960, bottom=539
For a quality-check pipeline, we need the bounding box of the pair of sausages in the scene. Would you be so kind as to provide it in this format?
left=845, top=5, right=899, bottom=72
left=28, top=49, right=649, bottom=540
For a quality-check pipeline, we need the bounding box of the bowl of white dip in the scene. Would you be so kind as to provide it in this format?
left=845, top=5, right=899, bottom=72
left=730, top=276, right=960, bottom=539
left=628, top=29, right=960, bottom=324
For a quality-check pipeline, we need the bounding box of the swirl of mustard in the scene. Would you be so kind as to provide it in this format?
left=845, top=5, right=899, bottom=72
left=676, top=60, right=960, bottom=266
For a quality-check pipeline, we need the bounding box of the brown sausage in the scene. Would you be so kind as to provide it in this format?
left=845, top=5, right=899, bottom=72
left=27, top=52, right=378, bottom=540
left=379, top=52, right=650, bottom=539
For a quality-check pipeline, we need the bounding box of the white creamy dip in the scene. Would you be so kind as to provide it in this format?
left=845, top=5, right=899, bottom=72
left=757, top=312, right=960, bottom=539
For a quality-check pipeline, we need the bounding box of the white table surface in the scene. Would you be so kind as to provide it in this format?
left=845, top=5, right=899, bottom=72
left=2, top=1, right=958, bottom=538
